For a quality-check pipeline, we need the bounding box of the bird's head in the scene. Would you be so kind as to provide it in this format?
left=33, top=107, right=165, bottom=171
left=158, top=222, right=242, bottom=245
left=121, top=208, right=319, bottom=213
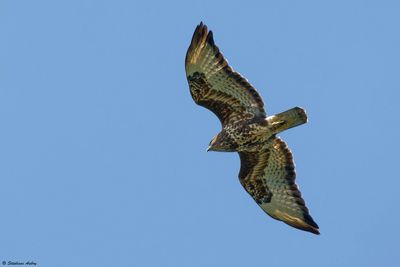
left=207, top=131, right=237, bottom=152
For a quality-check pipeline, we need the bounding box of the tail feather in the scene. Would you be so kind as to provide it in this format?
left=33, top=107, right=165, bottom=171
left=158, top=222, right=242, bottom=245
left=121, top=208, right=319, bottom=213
left=267, top=107, right=308, bottom=135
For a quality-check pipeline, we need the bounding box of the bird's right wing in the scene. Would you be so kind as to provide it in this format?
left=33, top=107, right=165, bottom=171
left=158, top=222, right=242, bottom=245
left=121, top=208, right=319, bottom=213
left=238, top=137, right=319, bottom=234
left=185, top=22, right=266, bottom=126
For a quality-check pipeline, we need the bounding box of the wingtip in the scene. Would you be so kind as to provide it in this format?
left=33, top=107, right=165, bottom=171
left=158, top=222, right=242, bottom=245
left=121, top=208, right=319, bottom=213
left=273, top=209, right=320, bottom=235
left=290, top=220, right=320, bottom=235
left=291, top=220, right=320, bottom=235
left=303, top=222, right=320, bottom=235
left=186, top=22, right=216, bottom=67
left=206, top=30, right=215, bottom=46
left=189, top=22, right=208, bottom=49
left=190, top=22, right=215, bottom=47
left=194, top=21, right=208, bottom=37
left=312, top=229, right=321, bottom=235
left=302, top=213, right=320, bottom=235
left=308, top=227, right=320, bottom=235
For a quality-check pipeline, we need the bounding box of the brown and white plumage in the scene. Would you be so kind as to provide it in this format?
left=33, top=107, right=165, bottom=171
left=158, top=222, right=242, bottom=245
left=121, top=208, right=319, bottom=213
left=185, top=22, right=319, bottom=235
left=185, top=23, right=265, bottom=126
left=239, top=138, right=319, bottom=234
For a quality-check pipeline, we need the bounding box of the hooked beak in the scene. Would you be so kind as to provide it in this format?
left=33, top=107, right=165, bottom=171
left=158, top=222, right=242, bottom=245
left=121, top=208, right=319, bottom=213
left=207, top=145, right=211, bottom=152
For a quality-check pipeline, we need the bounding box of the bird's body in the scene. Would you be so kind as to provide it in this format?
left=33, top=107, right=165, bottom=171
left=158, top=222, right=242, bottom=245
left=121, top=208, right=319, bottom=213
left=185, top=22, right=319, bottom=235
left=206, top=107, right=308, bottom=153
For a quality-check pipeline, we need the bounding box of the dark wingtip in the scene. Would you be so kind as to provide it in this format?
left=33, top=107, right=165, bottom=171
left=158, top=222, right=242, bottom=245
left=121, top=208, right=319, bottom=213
left=280, top=212, right=320, bottom=235
left=303, top=214, right=320, bottom=235
left=292, top=221, right=320, bottom=235
left=196, top=22, right=205, bottom=33
left=206, top=30, right=215, bottom=46
left=305, top=213, right=319, bottom=228
left=307, top=225, right=320, bottom=235
left=186, top=22, right=216, bottom=66
left=192, top=22, right=214, bottom=47
left=192, top=22, right=208, bottom=44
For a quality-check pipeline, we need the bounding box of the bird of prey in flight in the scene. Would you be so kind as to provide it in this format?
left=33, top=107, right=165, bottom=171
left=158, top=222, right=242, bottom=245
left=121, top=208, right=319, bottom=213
left=185, top=22, right=319, bottom=234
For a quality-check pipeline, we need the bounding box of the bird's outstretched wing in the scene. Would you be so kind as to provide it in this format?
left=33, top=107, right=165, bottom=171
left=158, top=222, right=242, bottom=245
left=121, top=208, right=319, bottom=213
left=239, top=137, right=319, bottom=234
left=185, top=22, right=266, bottom=126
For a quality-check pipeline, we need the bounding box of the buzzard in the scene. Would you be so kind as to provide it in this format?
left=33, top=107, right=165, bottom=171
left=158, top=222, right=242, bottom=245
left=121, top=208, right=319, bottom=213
left=185, top=22, right=319, bottom=235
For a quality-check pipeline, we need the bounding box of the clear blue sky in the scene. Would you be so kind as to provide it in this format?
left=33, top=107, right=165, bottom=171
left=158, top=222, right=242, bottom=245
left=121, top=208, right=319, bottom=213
left=1, top=1, right=399, bottom=266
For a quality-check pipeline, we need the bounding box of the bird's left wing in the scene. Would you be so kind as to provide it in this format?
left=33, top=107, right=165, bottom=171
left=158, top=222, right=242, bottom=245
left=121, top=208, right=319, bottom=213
left=238, top=137, right=320, bottom=234
left=185, top=22, right=266, bottom=127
